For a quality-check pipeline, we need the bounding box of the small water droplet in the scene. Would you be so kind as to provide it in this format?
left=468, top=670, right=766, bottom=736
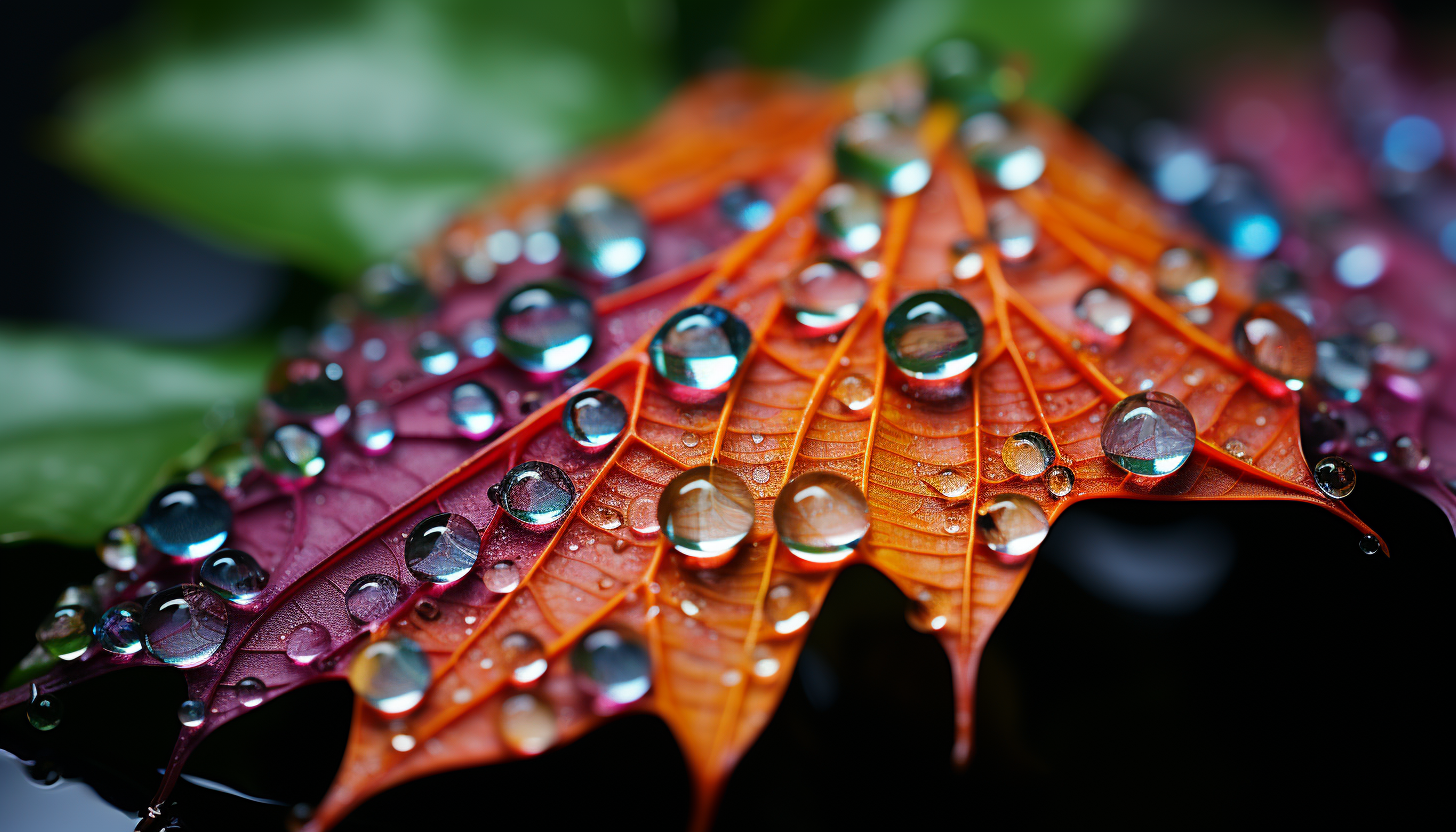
left=1390, top=435, right=1431, bottom=471
left=752, top=645, right=781, bottom=679
left=449, top=382, right=504, bottom=440
left=589, top=504, right=625, bottom=531
left=1353, top=427, right=1389, bottom=463
left=457, top=318, right=497, bottom=361
left=680, top=430, right=701, bottom=448
left=752, top=466, right=771, bottom=484
left=817, top=181, right=883, bottom=257
left=405, top=513, right=481, bottom=584
left=572, top=627, right=651, bottom=712
left=1002, top=431, right=1055, bottom=477
left=199, top=549, right=269, bottom=604
left=781, top=258, right=868, bottom=336
left=93, top=602, right=144, bottom=655
left=494, top=282, right=595, bottom=373
left=988, top=198, right=1038, bottom=260
left=829, top=372, right=876, bottom=417
left=411, top=331, right=459, bottom=376
left=628, top=494, right=660, bottom=537
left=346, top=574, right=401, bottom=623
left=201, top=442, right=255, bottom=495
left=413, top=598, right=440, bottom=622
left=947, top=238, right=985, bottom=281
left=556, top=186, right=647, bottom=279
left=1313, top=456, right=1357, bottom=499
left=350, top=400, right=396, bottom=456
left=1074, top=287, right=1133, bottom=338
left=500, top=693, right=559, bottom=755
left=489, top=461, right=576, bottom=529
left=925, top=35, right=1015, bottom=112
left=766, top=579, right=811, bottom=634
left=391, top=733, right=416, bottom=752
left=563, top=389, right=627, bottom=450
left=361, top=337, right=387, bottom=362
left=976, top=494, right=1049, bottom=563
left=835, top=112, right=931, bottom=196
left=1046, top=465, right=1075, bottom=498
left=774, top=472, right=870, bottom=564
left=658, top=466, right=755, bottom=561
left=484, top=561, right=520, bottom=594
left=1223, top=437, right=1250, bottom=460
left=1100, top=391, right=1197, bottom=476
left=649, top=305, right=753, bottom=402
left=140, top=483, right=231, bottom=560
left=348, top=636, right=431, bottom=714
left=267, top=356, right=348, bottom=416
left=236, top=677, right=265, bottom=708
left=1155, top=247, right=1219, bottom=306
left=1234, top=302, right=1314, bottom=388
left=884, top=290, right=983, bottom=386
left=1358, top=534, right=1382, bottom=556
left=177, top=699, right=205, bottom=728
left=925, top=467, right=972, bottom=500
left=359, top=261, right=434, bottom=318
left=1314, top=335, right=1371, bottom=402
left=285, top=622, right=331, bottom=664
left=141, top=585, right=230, bottom=667
left=27, top=694, right=63, bottom=731
left=718, top=182, right=774, bottom=231
left=500, top=632, right=548, bottom=685
left=260, top=424, right=326, bottom=487
left=98, top=525, right=140, bottom=571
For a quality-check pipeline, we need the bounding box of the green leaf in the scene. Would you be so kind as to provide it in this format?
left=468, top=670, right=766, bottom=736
left=62, top=0, right=673, bottom=280
left=0, top=329, right=270, bottom=545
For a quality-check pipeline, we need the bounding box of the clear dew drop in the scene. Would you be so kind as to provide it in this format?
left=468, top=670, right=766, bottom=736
left=358, top=260, right=435, bottom=318
left=1155, top=247, right=1219, bottom=306
left=260, top=424, right=326, bottom=485
left=834, top=112, right=932, bottom=197
left=657, top=465, right=755, bottom=560
left=93, top=602, right=144, bottom=655
left=816, top=181, right=884, bottom=257
left=449, top=381, right=503, bottom=440
left=628, top=495, right=660, bottom=538
left=988, top=198, right=1038, bottom=260
left=884, top=290, right=984, bottom=383
left=1391, top=435, right=1431, bottom=472
left=198, top=548, right=269, bottom=604
left=1099, top=391, right=1197, bottom=477
left=949, top=238, right=985, bottom=280
left=752, top=466, right=771, bottom=484
left=499, top=693, right=558, bottom=756
left=571, top=627, right=652, bottom=712
left=489, top=461, right=576, bottom=529
left=718, top=182, right=775, bottom=231
left=829, top=372, right=876, bottom=417
left=556, top=185, right=648, bottom=279
left=751, top=645, right=781, bottom=680
left=350, top=399, right=395, bottom=456
left=500, top=631, right=548, bottom=685
left=285, top=622, right=331, bottom=665
left=1315, top=336, right=1371, bottom=402
left=1074, top=287, right=1133, bottom=338
left=773, top=471, right=871, bottom=564
left=267, top=356, right=348, bottom=416
left=1046, top=465, right=1075, bottom=498
left=781, top=258, right=869, bottom=335
left=484, top=560, right=521, bottom=594
left=976, top=494, right=1050, bottom=563
left=1234, top=302, right=1315, bottom=388
left=140, top=483, right=231, bottom=560
left=648, top=304, right=753, bottom=402
left=27, top=693, right=63, bottom=731
left=98, top=525, right=140, bottom=571
left=141, top=584, right=230, bottom=668
left=177, top=699, right=205, bottom=728
left=589, top=504, right=624, bottom=531
left=405, top=513, right=481, bottom=584
left=1002, top=431, right=1055, bottom=477
left=962, top=112, right=1046, bottom=190
left=458, top=318, right=497, bottom=360
left=925, top=467, right=972, bottom=499
left=1313, top=456, right=1357, bottom=499
left=236, top=677, right=265, bottom=708
left=494, top=282, right=595, bottom=373
left=765, top=579, right=811, bottom=635
left=345, top=574, right=400, bottom=623
left=361, top=337, right=387, bottom=362
left=348, top=636, right=431, bottom=714
left=36, top=604, right=93, bottom=661
left=201, top=442, right=255, bottom=495
left=391, top=733, right=416, bottom=752
left=925, top=35, right=1014, bottom=114
left=411, top=331, right=459, bottom=376
left=563, top=389, right=627, bottom=450
left=1358, top=534, right=1382, bottom=556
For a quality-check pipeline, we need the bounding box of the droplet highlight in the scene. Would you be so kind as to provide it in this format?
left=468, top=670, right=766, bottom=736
left=98, top=525, right=140, bottom=571
left=499, top=693, right=558, bottom=755
left=1234, top=302, right=1315, bottom=389
left=260, top=424, right=326, bottom=486
left=93, top=602, right=144, bottom=655
left=884, top=290, right=984, bottom=382
left=267, top=357, right=347, bottom=416
left=556, top=186, right=648, bottom=279
left=1313, top=456, right=1357, bottom=499
left=1046, top=465, right=1075, bottom=498
left=1156, top=248, right=1219, bottom=306
left=449, top=381, right=503, bottom=440
left=1074, top=287, right=1133, bottom=338
left=346, top=574, right=401, bottom=623
left=500, top=631, right=548, bottom=685
left=177, top=699, right=205, bottom=728
left=411, top=331, right=459, bottom=376
left=817, top=181, right=884, bottom=257
left=834, top=112, right=931, bottom=197
left=350, top=399, right=395, bottom=456
left=285, top=622, right=331, bottom=665
left=765, top=579, right=811, bottom=634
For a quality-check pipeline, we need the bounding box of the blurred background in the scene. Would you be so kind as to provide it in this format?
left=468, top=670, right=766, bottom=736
left=2, top=1, right=1453, bottom=829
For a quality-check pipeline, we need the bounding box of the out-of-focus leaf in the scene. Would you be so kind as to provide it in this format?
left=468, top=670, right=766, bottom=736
left=61, top=0, right=673, bottom=280
left=0, top=329, right=269, bottom=544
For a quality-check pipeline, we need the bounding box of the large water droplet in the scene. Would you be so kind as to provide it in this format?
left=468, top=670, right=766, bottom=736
left=405, top=513, right=481, bottom=584
left=350, top=400, right=395, bottom=456
left=1313, top=456, right=1357, bottom=499
left=1002, top=431, right=1055, bottom=477
left=976, top=494, right=1049, bottom=562
left=571, top=627, right=651, bottom=712
left=1315, top=335, right=1371, bottom=402
left=494, top=282, right=595, bottom=373
left=834, top=112, right=931, bottom=197
left=1046, top=465, right=1075, bottom=498
left=648, top=305, right=752, bottom=402
left=500, top=631, right=548, bottom=685
left=346, top=574, right=401, bottom=623
left=348, top=636, right=431, bottom=714
left=484, top=560, right=521, bottom=594
left=142, top=584, right=230, bottom=667
left=781, top=259, right=869, bottom=336
left=658, top=466, right=755, bottom=561
left=260, top=424, right=326, bottom=487
left=557, top=186, right=647, bottom=279
left=1100, top=391, right=1197, bottom=476
left=449, top=381, right=503, bottom=440
left=719, top=182, right=774, bottom=231
left=285, top=622, right=331, bottom=665
left=988, top=198, right=1038, bottom=260
left=1234, top=302, right=1315, bottom=389
left=884, top=290, right=983, bottom=382
left=28, top=693, right=63, bottom=731
left=36, top=605, right=93, bottom=661
left=1074, top=287, right=1133, bottom=338
left=98, top=525, right=140, bottom=571
left=563, top=389, right=627, bottom=450
left=500, top=693, right=558, bottom=755
left=94, top=602, right=144, bottom=655
left=177, top=699, right=205, bottom=728
left=817, top=182, right=884, bottom=257
left=237, top=677, right=266, bottom=708
left=765, top=579, right=811, bottom=634
left=267, top=357, right=347, bottom=416
left=963, top=112, right=1045, bottom=190
left=773, top=472, right=870, bottom=564
left=412, top=331, right=459, bottom=375
left=140, top=483, right=231, bottom=559
left=198, top=549, right=269, bottom=604
left=489, top=462, right=575, bottom=529
left=829, top=372, right=876, bottom=417
left=1155, top=247, right=1219, bottom=306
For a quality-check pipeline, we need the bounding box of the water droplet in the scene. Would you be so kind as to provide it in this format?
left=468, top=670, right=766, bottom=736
left=718, top=182, right=774, bottom=231
left=140, top=483, right=231, bottom=559
left=484, top=561, right=520, bottom=594
left=449, top=382, right=503, bottom=440
left=1354, top=427, right=1388, bottom=463
left=628, top=495, right=660, bottom=537
left=766, top=579, right=811, bottom=634
left=267, top=357, right=347, bottom=416
left=1100, top=391, right=1197, bottom=477
left=925, top=467, right=972, bottom=499
left=359, top=261, right=434, bottom=317
left=563, top=389, right=627, bottom=450
left=346, top=574, right=400, bottom=623
left=500, top=632, right=548, bottom=685
left=925, top=36, right=1011, bottom=114
left=988, top=198, right=1038, bottom=260
left=817, top=181, right=883, bottom=257
left=774, top=472, right=870, bottom=564
left=348, top=400, right=396, bottom=456
left=494, top=282, right=595, bottom=373
left=201, top=442, right=255, bottom=494
left=1313, top=456, right=1357, bottom=499
left=658, top=466, right=755, bottom=560
left=456, top=320, right=497, bottom=363
left=588, top=504, right=624, bottom=531
left=411, top=331, right=459, bottom=375
left=571, top=627, right=651, bottom=711
left=500, top=693, right=558, bottom=755
left=260, top=424, right=326, bottom=486
left=141, top=585, right=230, bottom=667
left=948, top=238, right=985, bottom=280
left=198, top=549, right=269, bottom=604
left=834, top=112, right=931, bottom=197
left=98, top=525, right=140, bottom=571
left=237, top=677, right=265, bottom=707
left=781, top=258, right=868, bottom=335
left=489, top=461, right=575, bottom=529
left=976, top=494, right=1049, bottom=562
left=348, top=636, right=431, bottom=714
left=1155, top=248, right=1219, bottom=306
left=390, top=733, right=416, bottom=752
left=1074, top=287, right=1133, bottom=338
left=413, top=599, right=440, bottom=622
left=884, top=289, right=984, bottom=390
left=1391, top=435, right=1431, bottom=472
left=649, top=305, right=752, bottom=402
left=1234, top=302, right=1314, bottom=388
left=1223, top=438, right=1250, bottom=460
left=285, top=622, right=331, bottom=665
left=750, top=434, right=765, bottom=446
left=1315, top=336, right=1372, bottom=403
left=36, top=604, right=92, bottom=661
left=1046, top=465, right=1075, bottom=498
left=557, top=186, right=647, bottom=279
left=93, top=602, right=144, bottom=655
left=177, top=699, right=205, bottom=728
left=751, top=645, right=781, bottom=679
left=1002, top=432, right=1055, bottom=477
left=1358, top=534, right=1382, bottom=556
left=963, top=113, right=1045, bottom=190
left=28, top=694, right=63, bottom=731
left=829, top=372, right=876, bottom=417
left=361, top=337, right=387, bottom=362
left=752, top=466, right=771, bottom=484
left=405, top=513, right=481, bottom=584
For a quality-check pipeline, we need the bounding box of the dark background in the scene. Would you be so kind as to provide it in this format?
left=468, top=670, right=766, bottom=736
left=3, top=1, right=1453, bottom=830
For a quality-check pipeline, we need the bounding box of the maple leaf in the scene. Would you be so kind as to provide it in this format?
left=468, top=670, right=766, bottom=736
left=1, top=69, right=1382, bottom=830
